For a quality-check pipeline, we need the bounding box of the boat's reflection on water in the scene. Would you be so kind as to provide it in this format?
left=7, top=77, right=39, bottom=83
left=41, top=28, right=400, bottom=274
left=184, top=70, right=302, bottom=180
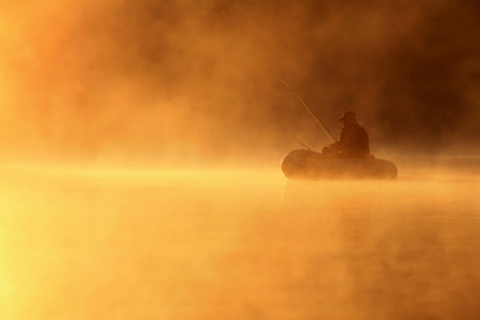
left=1, top=163, right=479, bottom=319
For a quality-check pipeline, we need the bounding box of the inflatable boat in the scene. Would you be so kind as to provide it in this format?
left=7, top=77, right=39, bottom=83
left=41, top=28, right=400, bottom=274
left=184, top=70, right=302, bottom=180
left=281, top=149, right=398, bottom=180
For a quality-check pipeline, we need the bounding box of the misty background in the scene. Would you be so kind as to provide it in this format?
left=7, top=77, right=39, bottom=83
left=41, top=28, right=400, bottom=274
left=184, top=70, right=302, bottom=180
left=1, top=0, right=479, bottom=165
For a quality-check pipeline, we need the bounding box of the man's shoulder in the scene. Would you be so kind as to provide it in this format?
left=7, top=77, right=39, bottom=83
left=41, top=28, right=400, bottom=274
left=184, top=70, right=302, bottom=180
left=354, top=123, right=366, bottom=130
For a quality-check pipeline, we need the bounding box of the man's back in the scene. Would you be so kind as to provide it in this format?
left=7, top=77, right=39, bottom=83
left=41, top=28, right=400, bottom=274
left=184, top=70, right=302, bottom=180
left=338, top=122, right=370, bottom=158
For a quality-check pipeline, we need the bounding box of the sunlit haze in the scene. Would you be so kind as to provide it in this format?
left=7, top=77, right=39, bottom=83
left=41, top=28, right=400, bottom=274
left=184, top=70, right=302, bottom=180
left=1, top=1, right=479, bottom=163
left=1, top=1, right=480, bottom=319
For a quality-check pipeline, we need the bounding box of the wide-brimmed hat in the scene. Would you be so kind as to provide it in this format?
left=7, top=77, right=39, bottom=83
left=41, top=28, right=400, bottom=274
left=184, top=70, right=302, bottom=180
left=339, top=111, right=356, bottom=121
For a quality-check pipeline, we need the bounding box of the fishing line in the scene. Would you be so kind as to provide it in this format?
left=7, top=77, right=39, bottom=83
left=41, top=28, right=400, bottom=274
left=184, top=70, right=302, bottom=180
left=290, top=135, right=313, bottom=151
left=277, top=75, right=337, bottom=143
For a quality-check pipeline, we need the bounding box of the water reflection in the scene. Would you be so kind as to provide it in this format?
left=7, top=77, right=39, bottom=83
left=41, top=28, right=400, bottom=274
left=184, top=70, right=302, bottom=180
left=0, top=163, right=479, bottom=319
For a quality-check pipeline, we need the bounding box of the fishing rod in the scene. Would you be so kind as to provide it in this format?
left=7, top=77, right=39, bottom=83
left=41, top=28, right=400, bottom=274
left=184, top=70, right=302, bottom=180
left=291, top=135, right=313, bottom=151
left=277, top=75, right=337, bottom=144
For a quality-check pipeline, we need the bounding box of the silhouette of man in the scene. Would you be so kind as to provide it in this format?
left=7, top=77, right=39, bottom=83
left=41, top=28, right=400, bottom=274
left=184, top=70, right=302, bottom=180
left=323, top=111, right=370, bottom=158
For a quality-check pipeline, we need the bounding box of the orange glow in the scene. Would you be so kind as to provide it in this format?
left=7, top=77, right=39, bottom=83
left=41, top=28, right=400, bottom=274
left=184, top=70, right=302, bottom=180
left=1, top=1, right=480, bottom=318
left=1, top=1, right=479, bottom=163
left=0, top=164, right=479, bottom=318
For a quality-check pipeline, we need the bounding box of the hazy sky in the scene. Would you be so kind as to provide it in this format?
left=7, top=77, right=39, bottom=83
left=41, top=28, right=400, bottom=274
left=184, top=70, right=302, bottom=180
left=1, top=0, right=479, bottom=163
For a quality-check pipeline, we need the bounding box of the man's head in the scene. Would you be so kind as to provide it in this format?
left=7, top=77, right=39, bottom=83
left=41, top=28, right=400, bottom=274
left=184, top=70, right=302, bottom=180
left=339, top=111, right=357, bottom=126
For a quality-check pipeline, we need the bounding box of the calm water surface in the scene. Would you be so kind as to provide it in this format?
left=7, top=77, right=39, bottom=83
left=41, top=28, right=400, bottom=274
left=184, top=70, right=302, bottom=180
left=1, top=160, right=479, bottom=319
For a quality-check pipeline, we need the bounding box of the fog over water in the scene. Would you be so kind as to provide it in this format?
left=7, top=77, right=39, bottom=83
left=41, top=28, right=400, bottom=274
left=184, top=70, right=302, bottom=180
left=1, top=163, right=480, bottom=319
left=1, top=0, right=480, bottom=163
left=1, top=1, right=480, bottom=319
